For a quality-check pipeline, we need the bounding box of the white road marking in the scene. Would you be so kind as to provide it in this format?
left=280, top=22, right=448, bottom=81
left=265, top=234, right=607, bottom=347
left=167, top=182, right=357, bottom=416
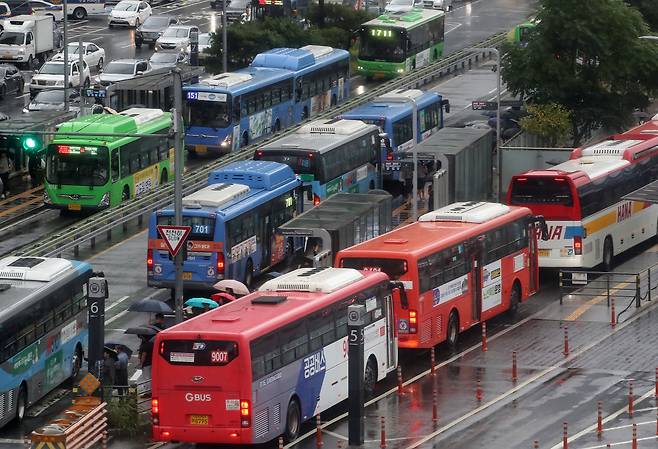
left=579, top=436, right=658, bottom=449
left=106, top=294, right=130, bottom=311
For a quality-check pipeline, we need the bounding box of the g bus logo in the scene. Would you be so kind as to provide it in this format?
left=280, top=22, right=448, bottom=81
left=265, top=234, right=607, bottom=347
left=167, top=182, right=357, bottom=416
left=185, top=393, right=212, bottom=402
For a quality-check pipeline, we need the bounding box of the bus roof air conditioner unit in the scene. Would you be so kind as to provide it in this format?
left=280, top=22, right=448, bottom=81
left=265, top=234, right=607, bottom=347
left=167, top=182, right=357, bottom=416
left=299, top=118, right=368, bottom=135
left=379, top=88, right=424, bottom=101
left=204, top=72, right=253, bottom=88
left=0, top=257, right=72, bottom=282
left=300, top=45, right=334, bottom=59
left=182, top=183, right=250, bottom=208
left=419, top=202, right=510, bottom=224
left=120, top=108, right=165, bottom=126
left=258, top=267, right=364, bottom=293
left=580, top=139, right=642, bottom=158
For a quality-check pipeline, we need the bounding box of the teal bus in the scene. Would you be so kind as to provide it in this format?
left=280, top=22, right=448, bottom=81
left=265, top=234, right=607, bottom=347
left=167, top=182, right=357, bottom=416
left=356, top=9, right=445, bottom=80
left=0, top=256, right=92, bottom=428
left=254, top=118, right=383, bottom=206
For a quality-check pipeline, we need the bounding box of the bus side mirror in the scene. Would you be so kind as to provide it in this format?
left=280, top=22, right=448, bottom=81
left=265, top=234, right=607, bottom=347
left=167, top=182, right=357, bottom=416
left=406, top=39, right=412, bottom=51
left=442, top=99, right=450, bottom=114
left=391, top=283, right=408, bottom=310
left=538, top=216, right=549, bottom=240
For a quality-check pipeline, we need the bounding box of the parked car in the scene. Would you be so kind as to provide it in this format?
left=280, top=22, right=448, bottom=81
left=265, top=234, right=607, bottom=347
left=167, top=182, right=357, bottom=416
left=148, top=50, right=186, bottom=70
left=4, top=0, right=31, bottom=15
left=95, top=58, right=147, bottom=85
left=384, top=0, right=422, bottom=13
left=0, top=63, right=22, bottom=98
left=135, top=15, right=177, bottom=48
left=0, top=2, right=11, bottom=19
left=29, top=0, right=63, bottom=21
left=155, top=24, right=198, bottom=52
left=28, top=59, right=89, bottom=96
left=23, top=89, right=80, bottom=112
left=108, top=0, right=151, bottom=27
left=53, top=42, right=105, bottom=70
left=423, top=0, right=451, bottom=10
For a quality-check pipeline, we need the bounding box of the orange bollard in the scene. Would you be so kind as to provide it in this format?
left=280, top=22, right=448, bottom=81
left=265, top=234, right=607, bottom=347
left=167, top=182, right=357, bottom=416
left=476, top=378, right=482, bottom=403
left=629, top=382, right=634, bottom=417
left=563, top=325, right=569, bottom=356
left=397, top=365, right=403, bottom=394
left=611, top=296, right=616, bottom=328
left=597, top=401, right=603, bottom=438
left=279, top=436, right=284, bottom=449
left=432, top=389, right=438, bottom=423
left=655, top=367, right=657, bottom=405
left=631, top=422, right=637, bottom=449
left=430, top=347, right=436, bottom=375
left=512, top=351, right=518, bottom=382
left=481, top=321, right=487, bottom=352
left=562, top=422, right=568, bottom=449
left=380, top=416, right=386, bottom=449
left=316, top=414, right=323, bottom=448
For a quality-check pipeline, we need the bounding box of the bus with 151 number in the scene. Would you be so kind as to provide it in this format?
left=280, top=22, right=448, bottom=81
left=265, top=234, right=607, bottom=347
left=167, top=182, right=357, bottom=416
left=151, top=267, right=399, bottom=444
left=254, top=118, right=383, bottom=206
left=147, top=160, right=302, bottom=290
left=0, top=256, right=92, bottom=428
left=44, top=108, right=174, bottom=212
left=337, top=201, right=545, bottom=349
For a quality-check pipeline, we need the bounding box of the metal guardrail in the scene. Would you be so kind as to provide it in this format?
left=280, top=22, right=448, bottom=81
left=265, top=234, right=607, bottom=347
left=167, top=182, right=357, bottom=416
left=559, top=263, right=656, bottom=322
left=13, top=31, right=508, bottom=259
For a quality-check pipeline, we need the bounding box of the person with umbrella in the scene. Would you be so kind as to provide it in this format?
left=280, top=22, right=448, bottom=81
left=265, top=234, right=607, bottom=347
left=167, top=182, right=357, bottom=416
left=115, top=345, right=129, bottom=396
left=152, top=313, right=166, bottom=330
left=102, top=347, right=117, bottom=388
left=138, top=334, right=154, bottom=381
left=184, top=297, right=219, bottom=315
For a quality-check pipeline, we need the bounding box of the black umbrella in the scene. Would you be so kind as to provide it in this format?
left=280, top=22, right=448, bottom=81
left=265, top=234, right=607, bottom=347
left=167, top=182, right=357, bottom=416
left=124, top=326, right=159, bottom=337
left=128, top=298, right=173, bottom=314
left=105, top=342, right=133, bottom=357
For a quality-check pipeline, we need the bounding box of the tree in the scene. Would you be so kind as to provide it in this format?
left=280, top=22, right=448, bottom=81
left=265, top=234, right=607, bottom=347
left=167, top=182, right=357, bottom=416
left=519, top=103, right=572, bottom=146
left=625, top=0, right=658, bottom=31
left=501, top=0, right=658, bottom=145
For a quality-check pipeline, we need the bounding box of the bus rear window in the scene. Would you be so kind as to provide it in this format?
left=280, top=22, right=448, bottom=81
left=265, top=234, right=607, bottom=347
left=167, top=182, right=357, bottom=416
left=510, top=177, right=574, bottom=206
left=255, top=150, right=316, bottom=176
left=340, top=257, right=407, bottom=280
left=159, top=340, right=238, bottom=366
left=157, top=215, right=215, bottom=241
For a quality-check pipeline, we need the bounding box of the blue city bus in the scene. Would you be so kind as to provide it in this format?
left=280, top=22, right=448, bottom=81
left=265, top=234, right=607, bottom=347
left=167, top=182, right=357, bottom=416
left=254, top=118, right=382, bottom=206
left=0, top=256, right=93, bottom=428
left=147, top=160, right=303, bottom=289
left=341, top=89, right=449, bottom=193
left=184, top=45, right=350, bottom=156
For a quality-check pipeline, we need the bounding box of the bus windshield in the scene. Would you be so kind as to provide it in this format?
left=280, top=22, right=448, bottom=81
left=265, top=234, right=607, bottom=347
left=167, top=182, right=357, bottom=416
left=189, top=100, right=231, bottom=129
left=257, top=150, right=317, bottom=176
left=341, top=257, right=407, bottom=280
left=360, top=27, right=406, bottom=62
left=509, top=177, right=573, bottom=206
left=46, top=145, right=109, bottom=186
left=157, top=215, right=216, bottom=241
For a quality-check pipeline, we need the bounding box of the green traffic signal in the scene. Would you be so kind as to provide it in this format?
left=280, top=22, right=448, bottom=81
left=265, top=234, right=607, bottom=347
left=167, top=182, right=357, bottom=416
left=22, top=136, right=39, bottom=152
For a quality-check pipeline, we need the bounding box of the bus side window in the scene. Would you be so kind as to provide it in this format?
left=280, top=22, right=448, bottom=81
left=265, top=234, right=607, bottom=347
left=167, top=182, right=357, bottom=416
left=232, top=96, right=241, bottom=123
left=120, top=147, right=130, bottom=178
left=280, top=322, right=308, bottom=364
left=111, top=149, right=119, bottom=182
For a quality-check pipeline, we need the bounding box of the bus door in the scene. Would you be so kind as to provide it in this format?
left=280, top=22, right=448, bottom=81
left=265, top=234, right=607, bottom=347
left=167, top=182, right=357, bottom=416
left=528, top=218, right=547, bottom=294
left=470, top=237, right=484, bottom=323
left=385, top=291, right=398, bottom=369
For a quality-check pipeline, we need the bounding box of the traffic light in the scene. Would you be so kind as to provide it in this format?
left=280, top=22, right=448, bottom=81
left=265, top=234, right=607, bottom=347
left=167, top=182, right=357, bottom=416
left=21, top=135, right=39, bottom=152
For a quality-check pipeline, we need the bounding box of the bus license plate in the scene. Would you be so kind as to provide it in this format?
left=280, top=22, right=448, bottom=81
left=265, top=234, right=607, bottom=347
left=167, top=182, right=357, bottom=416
left=189, top=414, right=208, bottom=425
left=538, top=249, right=550, bottom=257
left=195, top=145, right=207, bottom=154
left=68, top=203, right=81, bottom=211
left=183, top=272, right=193, bottom=280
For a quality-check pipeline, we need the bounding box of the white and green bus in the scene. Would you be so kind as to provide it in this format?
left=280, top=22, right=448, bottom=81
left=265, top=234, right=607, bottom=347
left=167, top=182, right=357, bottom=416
left=356, top=9, right=445, bottom=80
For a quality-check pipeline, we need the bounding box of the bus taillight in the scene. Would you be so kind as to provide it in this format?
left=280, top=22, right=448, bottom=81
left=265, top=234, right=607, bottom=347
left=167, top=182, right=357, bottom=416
left=386, top=151, right=393, bottom=161
left=240, top=400, right=251, bottom=427
left=151, top=398, right=160, bottom=425
left=313, top=194, right=321, bottom=206
left=217, top=253, right=225, bottom=274
left=409, top=310, right=417, bottom=333
left=147, top=249, right=154, bottom=271
left=573, top=236, right=583, bottom=255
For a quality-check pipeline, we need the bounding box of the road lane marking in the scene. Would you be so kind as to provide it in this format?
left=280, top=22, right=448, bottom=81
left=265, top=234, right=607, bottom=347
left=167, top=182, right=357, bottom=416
left=106, top=295, right=130, bottom=311
left=580, top=437, right=658, bottom=449
left=105, top=308, right=129, bottom=325
left=604, top=419, right=656, bottom=432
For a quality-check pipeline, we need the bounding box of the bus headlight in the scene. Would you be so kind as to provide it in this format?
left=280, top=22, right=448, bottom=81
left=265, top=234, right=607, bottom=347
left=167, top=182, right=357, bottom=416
left=396, top=68, right=405, bottom=73
left=98, top=191, right=110, bottom=207
left=357, top=65, right=364, bottom=71
left=220, top=135, right=231, bottom=148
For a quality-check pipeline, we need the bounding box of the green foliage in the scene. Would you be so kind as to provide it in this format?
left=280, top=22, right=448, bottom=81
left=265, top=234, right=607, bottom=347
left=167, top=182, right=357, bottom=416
left=625, top=0, right=658, bottom=31
left=107, top=397, right=141, bottom=437
left=501, top=0, right=658, bottom=145
left=520, top=103, right=572, bottom=146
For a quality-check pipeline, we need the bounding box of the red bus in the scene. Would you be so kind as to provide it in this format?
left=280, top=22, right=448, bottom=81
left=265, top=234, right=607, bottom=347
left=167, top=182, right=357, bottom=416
left=336, top=201, right=542, bottom=349
left=151, top=267, right=399, bottom=445
left=507, top=119, right=658, bottom=270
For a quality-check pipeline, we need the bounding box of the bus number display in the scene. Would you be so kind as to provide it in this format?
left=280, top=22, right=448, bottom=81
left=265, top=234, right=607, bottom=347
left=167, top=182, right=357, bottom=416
left=210, top=350, right=229, bottom=364
left=370, top=28, right=393, bottom=38
left=193, top=224, right=210, bottom=235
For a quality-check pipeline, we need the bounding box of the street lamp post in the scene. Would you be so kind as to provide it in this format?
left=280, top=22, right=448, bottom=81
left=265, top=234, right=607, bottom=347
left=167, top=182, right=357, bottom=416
left=222, top=0, right=227, bottom=72
left=63, top=0, right=69, bottom=111
left=467, top=47, right=501, bottom=200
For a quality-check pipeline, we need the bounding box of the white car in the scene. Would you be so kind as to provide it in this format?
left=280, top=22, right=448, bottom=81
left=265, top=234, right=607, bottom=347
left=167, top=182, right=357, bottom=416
left=385, top=0, right=422, bottom=13
left=108, top=0, right=151, bottom=28
left=53, top=42, right=105, bottom=70
left=29, top=60, right=90, bottom=96
left=155, top=25, right=198, bottom=52
left=29, top=0, right=64, bottom=21
left=423, top=0, right=452, bottom=10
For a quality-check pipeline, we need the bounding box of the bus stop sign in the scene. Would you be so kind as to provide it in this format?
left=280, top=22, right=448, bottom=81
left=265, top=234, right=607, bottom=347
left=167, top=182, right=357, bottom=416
left=157, top=225, right=192, bottom=257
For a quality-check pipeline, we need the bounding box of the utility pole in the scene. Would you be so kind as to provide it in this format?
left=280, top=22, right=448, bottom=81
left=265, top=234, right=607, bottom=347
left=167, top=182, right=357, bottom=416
left=172, top=68, right=185, bottom=323
left=222, top=0, right=227, bottom=72
left=78, top=36, right=84, bottom=103
left=63, top=0, right=69, bottom=111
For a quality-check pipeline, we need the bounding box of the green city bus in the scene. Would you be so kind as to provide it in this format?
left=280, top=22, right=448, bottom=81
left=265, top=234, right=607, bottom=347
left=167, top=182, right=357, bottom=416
left=44, top=108, right=174, bottom=212
left=508, top=20, right=537, bottom=46
left=356, top=9, right=445, bottom=80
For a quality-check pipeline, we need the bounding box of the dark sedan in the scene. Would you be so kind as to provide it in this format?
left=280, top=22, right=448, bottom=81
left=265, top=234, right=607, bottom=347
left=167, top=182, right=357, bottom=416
left=0, top=64, right=23, bottom=99
left=135, top=15, right=178, bottom=48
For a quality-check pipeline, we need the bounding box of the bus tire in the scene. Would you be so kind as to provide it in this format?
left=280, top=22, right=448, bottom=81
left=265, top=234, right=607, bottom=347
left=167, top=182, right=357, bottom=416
left=122, top=185, right=130, bottom=202
left=284, top=397, right=301, bottom=442
left=275, top=119, right=281, bottom=132
left=507, top=281, right=521, bottom=319
left=72, top=7, right=87, bottom=20
left=241, top=132, right=248, bottom=147
left=364, top=356, right=377, bottom=398
left=161, top=169, right=168, bottom=184
left=603, top=236, right=614, bottom=272
left=15, top=384, right=27, bottom=423
left=302, top=106, right=308, bottom=120
left=70, top=344, right=83, bottom=381
left=446, top=310, right=459, bottom=351
left=244, top=259, right=253, bottom=288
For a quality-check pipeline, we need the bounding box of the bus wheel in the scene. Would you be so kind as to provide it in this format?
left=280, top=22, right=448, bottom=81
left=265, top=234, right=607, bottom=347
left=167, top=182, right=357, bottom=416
left=284, top=398, right=301, bottom=442
left=73, top=7, right=87, bottom=19
left=507, top=282, right=520, bottom=319
left=275, top=119, right=281, bottom=132
left=364, top=356, right=377, bottom=398
left=446, top=311, right=459, bottom=351
left=161, top=169, right=168, bottom=184
left=15, top=385, right=27, bottom=423
left=241, top=132, right=248, bottom=147
left=122, top=186, right=130, bottom=202
left=70, top=345, right=83, bottom=381
left=244, top=259, right=253, bottom=288
left=603, top=237, right=614, bottom=272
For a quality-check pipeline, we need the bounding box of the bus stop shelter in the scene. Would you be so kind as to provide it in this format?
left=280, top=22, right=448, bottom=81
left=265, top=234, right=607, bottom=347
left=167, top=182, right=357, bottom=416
left=278, top=192, right=392, bottom=267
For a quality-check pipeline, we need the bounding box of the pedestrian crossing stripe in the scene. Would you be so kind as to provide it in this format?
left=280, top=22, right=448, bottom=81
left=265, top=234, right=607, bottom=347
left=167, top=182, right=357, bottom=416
left=34, top=442, right=65, bottom=449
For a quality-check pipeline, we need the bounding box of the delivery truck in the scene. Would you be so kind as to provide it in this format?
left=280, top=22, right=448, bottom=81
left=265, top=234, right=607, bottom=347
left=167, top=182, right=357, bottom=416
left=0, top=15, right=55, bottom=68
